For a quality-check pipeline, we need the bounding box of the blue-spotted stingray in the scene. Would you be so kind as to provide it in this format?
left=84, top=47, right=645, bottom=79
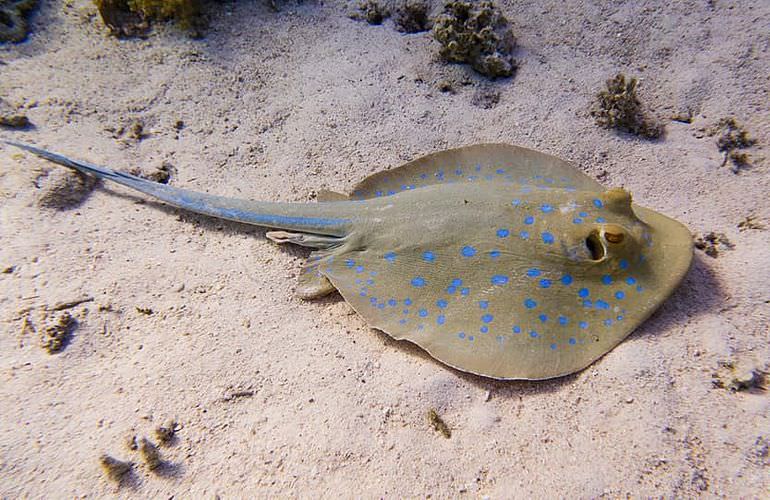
left=3, top=141, right=693, bottom=380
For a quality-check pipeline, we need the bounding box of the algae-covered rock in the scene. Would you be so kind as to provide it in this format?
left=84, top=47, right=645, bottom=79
left=351, top=0, right=390, bottom=25
left=0, top=0, right=38, bottom=43
left=591, top=74, right=664, bottom=139
left=93, top=0, right=205, bottom=37
left=432, top=1, right=516, bottom=78
left=394, top=0, right=430, bottom=33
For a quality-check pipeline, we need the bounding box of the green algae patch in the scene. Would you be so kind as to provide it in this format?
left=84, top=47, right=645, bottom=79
left=591, top=74, right=664, bottom=139
left=432, top=1, right=516, bottom=78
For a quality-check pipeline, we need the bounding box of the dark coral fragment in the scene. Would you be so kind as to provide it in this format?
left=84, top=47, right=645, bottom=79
left=93, top=0, right=205, bottom=37
left=394, top=0, right=430, bottom=33
left=40, top=311, right=75, bottom=354
left=0, top=0, right=38, bottom=43
left=710, top=117, right=756, bottom=172
left=694, top=232, right=734, bottom=258
left=591, top=74, right=663, bottom=139
left=99, top=454, right=133, bottom=483
left=352, top=0, right=389, bottom=25
left=432, top=1, right=516, bottom=78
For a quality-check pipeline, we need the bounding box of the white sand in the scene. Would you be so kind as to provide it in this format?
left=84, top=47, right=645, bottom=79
left=1, top=0, right=768, bottom=496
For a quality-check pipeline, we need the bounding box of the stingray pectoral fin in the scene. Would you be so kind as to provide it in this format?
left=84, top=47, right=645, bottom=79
left=350, top=143, right=604, bottom=199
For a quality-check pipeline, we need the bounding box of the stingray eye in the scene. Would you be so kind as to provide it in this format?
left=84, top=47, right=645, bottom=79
left=585, top=230, right=606, bottom=261
left=605, top=232, right=624, bottom=244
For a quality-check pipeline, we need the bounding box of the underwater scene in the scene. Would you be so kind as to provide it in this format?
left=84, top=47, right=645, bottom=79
left=1, top=0, right=768, bottom=497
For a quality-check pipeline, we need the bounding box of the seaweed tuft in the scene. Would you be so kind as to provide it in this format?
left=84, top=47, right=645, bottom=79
left=591, top=74, right=663, bottom=139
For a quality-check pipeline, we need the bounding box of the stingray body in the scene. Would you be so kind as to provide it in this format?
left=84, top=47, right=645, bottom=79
left=3, top=141, right=692, bottom=380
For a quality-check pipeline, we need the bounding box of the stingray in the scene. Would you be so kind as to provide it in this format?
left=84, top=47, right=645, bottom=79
left=2, top=140, right=693, bottom=380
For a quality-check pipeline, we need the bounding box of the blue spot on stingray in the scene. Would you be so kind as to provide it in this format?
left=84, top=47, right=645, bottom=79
left=377, top=303, right=385, bottom=309
left=550, top=343, right=557, bottom=350
left=511, top=199, right=521, bottom=206
left=482, top=314, right=494, bottom=323
left=402, top=309, right=409, bottom=315
left=479, top=301, right=489, bottom=309
left=617, top=315, right=624, bottom=321
left=579, top=321, right=588, bottom=329
left=569, top=337, right=577, bottom=345
left=527, top=268, right=541, bottom=277
left=418, top=309, right=428, bottom=318
left=539, top=279, right=552, bottom=288
left=345, top=259, right=355, bottom=268
left=419, top=173, right=427, bottom=179
left=619, top=259, right=629, bottom=270
left=370, top=271, right=377, bottom=277
left=602, top=275, right=613, bottom=285
left=366, top=279, right=374, bottom=285
left=404, top=298, right=413, bottom=306
left=529, top=330, right=539, bottom=338
left=615, top=291, right=625, bottom=300
left=446, top=285, right=457, bottom=294
left=370, top=297, right=377, bottom=304
left=422, top=251, right=436, bottom=263
left=460, top=287, right=470, bottom=296
left=561, top=274, right=574, bottom=285
left=538, top=314, right=548, bottom=323
left=596, top=217, right=606, bottom=223
left=497, top=229, right=510, bottom=238
left=604, top=318, right=613, bottom=326
left=355, top=279, right=363, bottom=285
left=520, top=230, right=530, bottom=240
left=461, top=246, right=477, bottom=257
left=388, top=299, right=397, bottom=307
left=595, top=300, right=609, bottom=309
left=573, top=217, right=583, bottom=224
left=524, top=298, right=537, bottom=309
left=360, top=291, right=367, bottom=297
left=399, top=319, right=407, bottom=324
left=578, top=288, right=590, bottom=298
left=497, top=168, right=506, bottom=174
left=375, top=191, right=383, bottom=197
left=480, top=326, right=489, bottom=333
left=593, top=199, right=604, bottom=209
left=626, top=277, right=637, bottom=285
left=541, top=232, right=555, bottom=244
left=468, top=335, right=475, bottom=341
left=512, top=325, right=521, bottom=334
left=541, top=204, right=554, bottom=213
left=411, top=277, right=426, bottom=287
left=436, top=299, right=448, bottom=309
left=583, top=299, right=593, bottom=308
left=458, top=332, right=466, bottom=339
left=637, top=285, right=644, bottom=292
left=437, top=315, right=446, bottom=325
left=579, top=211, right=588, bottom=217
left=489, top=250, right=501, bottom=259
left=524, top=216, right=535, bottom=225
left=559, top=316, right=568, bottom=325
left=451, top=278, right=463, bottom=286
left=491, top=275, right=509, bottom=285
left=455, top=169, right=463, bottom=175
left=387, top=190, right=396, bottom=196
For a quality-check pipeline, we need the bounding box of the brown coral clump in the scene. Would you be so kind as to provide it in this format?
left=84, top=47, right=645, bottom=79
left=591, top=74, right=663, bottom=139
left=0, top=0, right=38, bottom=43
left=432, top=1, right=516, bottom=78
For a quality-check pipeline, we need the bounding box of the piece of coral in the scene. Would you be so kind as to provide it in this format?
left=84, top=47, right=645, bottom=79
left=0, top=0, right=37, bottom=43
left=694, top=231, right=734, bottom=258
left=591, top=74, right=663, bottom=139
left=40, top=312, right=75, bottom=354
left=352, top=0, right=389, bottom=25
left=394, top=0, right=430, bottom=33
left=93, top=0, right=205, bottom=37
left=432, top=1, right=516, bottom=78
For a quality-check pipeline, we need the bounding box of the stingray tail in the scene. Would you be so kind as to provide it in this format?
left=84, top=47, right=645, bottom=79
left=2, top=140, right=352, bottom=237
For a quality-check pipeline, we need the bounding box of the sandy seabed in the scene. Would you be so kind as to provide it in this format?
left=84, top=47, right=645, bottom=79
left=1, top=0, right=769, bottom=497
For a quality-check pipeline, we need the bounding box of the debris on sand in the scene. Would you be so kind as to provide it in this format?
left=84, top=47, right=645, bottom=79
left=40, top=312, right=75, bottom=354
left=394, top=0, right=431, bottom=33
left=99, top=454, right=133, bottom=483
left=0, top=0, right=38, bottom=43
left=693, top=232, right=734, bottom=258
left=709, top=117, right=757, bottom=173
left=428, top=408, right=451, bottom=438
